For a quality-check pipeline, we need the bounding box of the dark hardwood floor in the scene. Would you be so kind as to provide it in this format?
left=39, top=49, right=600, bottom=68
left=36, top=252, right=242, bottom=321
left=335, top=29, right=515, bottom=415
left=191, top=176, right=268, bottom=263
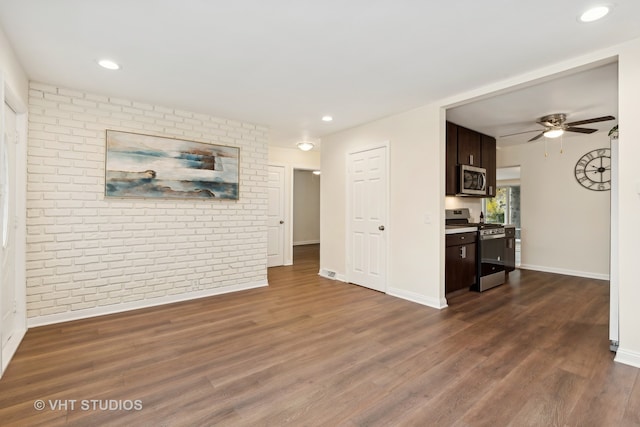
left=1, top=244, right=638, bottom=426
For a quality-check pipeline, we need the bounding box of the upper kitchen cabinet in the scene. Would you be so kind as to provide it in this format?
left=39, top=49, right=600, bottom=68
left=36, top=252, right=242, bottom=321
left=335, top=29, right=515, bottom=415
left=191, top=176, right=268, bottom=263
left=445, top=121, right=497, bottom=197
left=446, top=121, right=458, bottom=196
left=457, top=125, right=482, bottom=167
left=481, top=134, right=496, bottom=197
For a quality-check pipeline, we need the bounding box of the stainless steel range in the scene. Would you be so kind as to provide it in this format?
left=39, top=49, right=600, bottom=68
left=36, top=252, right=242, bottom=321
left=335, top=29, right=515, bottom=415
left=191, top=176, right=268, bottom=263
left=446, top=209, right=506, bottom=292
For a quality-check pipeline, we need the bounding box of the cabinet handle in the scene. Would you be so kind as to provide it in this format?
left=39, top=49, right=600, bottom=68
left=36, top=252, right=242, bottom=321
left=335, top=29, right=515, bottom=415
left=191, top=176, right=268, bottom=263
left=460, top=246, right=466, bottom=259
left=470, top=154, right=474, bottom=165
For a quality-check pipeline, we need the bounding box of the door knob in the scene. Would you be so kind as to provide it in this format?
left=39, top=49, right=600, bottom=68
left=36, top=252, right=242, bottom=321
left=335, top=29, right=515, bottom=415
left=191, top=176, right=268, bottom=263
left=378, top=225, right=385, bottom=231
left=279, top=220, right=284, bottom=224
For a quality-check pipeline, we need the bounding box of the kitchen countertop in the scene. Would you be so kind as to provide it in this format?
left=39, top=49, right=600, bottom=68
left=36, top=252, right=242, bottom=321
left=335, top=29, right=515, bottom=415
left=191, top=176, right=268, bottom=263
left=445, top=226, right=478, bottom=235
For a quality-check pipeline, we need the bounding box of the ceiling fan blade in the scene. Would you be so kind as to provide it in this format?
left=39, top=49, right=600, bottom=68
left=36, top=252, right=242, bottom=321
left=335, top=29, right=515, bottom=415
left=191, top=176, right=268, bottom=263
left=565, top=115, right=615, bottom=126
left=500, top=129, right=541, bottom=137
left=565, top=127, right=598, bottom=134
left=528, top=132, right=545, bottom=142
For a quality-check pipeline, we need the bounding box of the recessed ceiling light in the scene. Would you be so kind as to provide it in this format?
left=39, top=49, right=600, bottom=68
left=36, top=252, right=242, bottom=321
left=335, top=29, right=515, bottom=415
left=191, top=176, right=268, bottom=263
left=297, top=141, right=314, bottom=151
left=321, top=116, right=333, bottom=122
left=312, top=170, right=321, bottom=175
left=579, top=6, right=610, bottom=22
left=98, top=59, right=120, bottom=70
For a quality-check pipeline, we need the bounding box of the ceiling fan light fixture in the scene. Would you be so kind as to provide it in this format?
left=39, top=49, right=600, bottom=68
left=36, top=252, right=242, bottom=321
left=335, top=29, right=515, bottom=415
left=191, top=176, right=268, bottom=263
left=544, top=128, right=564, bottom=139
left=297, top=141, right=314, bottom=151
left=579, top=6, right=610, bottom=22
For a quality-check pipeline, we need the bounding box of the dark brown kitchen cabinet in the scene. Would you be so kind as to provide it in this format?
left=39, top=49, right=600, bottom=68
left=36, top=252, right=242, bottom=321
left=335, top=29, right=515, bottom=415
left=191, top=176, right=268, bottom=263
left=482, top=134, right=496, bottom=197
left=446, top=121, right=458, bottom=196
left=505, top=226, right=516, bottom=273
left=445, top=121, right=497, bottom=197
left=445, top=232, right=477, bottom=294
left=457, top=125, right=482, bottom=167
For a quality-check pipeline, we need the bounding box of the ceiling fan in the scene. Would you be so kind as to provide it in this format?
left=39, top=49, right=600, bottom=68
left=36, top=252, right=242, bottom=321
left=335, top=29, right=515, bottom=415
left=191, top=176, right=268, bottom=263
left=502, top=113, right=616, bottom=142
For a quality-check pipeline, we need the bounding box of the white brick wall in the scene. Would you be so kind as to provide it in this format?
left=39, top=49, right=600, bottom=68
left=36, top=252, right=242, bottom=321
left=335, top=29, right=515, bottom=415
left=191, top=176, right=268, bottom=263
left=26, top=82, right=269, bottom=320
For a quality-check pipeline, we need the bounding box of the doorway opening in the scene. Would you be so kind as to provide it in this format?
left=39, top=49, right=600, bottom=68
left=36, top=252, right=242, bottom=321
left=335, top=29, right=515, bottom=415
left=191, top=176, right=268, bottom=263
left=483, top=166, right=521, bottom=266
left=293, top=169, right=320, bottom=264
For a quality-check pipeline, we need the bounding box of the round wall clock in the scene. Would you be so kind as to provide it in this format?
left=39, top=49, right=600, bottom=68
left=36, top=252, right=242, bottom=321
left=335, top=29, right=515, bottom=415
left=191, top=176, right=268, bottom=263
left=574, top=148, right=611, bottom=191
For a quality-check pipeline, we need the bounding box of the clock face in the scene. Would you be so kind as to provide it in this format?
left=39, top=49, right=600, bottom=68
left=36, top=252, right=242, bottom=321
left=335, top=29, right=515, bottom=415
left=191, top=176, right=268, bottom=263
left=574, top=148, right=611, bottom=191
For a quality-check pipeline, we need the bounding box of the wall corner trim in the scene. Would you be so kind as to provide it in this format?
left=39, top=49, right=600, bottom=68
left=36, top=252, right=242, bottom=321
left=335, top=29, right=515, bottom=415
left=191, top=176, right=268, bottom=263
left=27, top=281, right=268, bottom=328
left=614, top=347, right=640, bottom=369
left=387, top=287, right=448, bottom=310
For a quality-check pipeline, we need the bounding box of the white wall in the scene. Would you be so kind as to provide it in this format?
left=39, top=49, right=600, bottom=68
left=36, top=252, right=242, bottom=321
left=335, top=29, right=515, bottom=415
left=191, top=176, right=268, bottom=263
left=321, top=104, right=446, bottom=308
left=269, top=146, right=320, bottom=169
left=26, top=82, right=269, bottom=326
left=497, top=133, right=611, bottom=279
left=268, top=146, right=320, bottom=265
left=293, top=170, right=320, bottom=245
left=615, top=38, right=640, bottom=367
left=444, top=196, right=482, bottom=223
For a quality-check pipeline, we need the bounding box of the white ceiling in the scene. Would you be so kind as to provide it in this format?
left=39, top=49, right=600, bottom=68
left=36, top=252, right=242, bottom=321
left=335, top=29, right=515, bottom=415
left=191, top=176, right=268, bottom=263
left=447, top=62, right=619, bottom=147
left=0, top=1, right=638, bottom=149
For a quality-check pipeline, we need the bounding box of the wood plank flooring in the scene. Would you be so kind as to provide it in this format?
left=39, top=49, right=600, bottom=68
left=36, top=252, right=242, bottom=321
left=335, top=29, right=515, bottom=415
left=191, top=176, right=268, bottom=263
left=0, top=244, right=638, bottom=426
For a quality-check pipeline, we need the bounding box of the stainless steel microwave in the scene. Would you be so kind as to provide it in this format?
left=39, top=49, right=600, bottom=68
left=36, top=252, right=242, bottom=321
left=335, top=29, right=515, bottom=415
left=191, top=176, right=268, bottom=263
left=459, top=164, right=487, bottom=196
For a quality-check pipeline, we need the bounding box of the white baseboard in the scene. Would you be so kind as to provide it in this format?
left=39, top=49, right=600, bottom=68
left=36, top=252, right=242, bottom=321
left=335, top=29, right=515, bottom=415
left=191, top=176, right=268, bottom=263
left=614, top=347, right=640, bottom=369
left=518, top=264, right=609, bottom=281
left=293, top=240, right=320, bottom=246
left=27, top=280, right=269, bottom=328
left=387, top=287, right=448, bottom=310
left=1, top=325, right=27, bottom=378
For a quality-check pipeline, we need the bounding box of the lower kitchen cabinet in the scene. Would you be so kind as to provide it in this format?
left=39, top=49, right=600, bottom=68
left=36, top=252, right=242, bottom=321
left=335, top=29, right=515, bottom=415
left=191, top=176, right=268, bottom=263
left=505, top=226, right=516, bottom=273
left=445, top=232, right=477, bottom=294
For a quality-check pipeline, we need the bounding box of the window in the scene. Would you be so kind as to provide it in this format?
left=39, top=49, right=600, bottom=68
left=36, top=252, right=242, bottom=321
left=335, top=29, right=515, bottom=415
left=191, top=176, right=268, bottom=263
left=484, top=185, right=521, bottom=239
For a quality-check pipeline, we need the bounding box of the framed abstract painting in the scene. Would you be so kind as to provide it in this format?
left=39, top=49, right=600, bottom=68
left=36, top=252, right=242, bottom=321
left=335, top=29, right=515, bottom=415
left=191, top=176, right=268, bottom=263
left=105, top=130, right=239, bottom=200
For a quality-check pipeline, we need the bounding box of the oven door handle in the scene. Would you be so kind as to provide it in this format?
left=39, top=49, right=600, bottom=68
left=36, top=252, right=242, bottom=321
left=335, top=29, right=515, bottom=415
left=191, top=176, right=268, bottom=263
left=481, top=234, right=506, bottom=240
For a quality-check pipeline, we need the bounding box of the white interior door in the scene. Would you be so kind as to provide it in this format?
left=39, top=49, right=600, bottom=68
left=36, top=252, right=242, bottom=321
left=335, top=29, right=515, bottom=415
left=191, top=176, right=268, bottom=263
left=267, top=165, right=285, bottom=267
left=347, top=146, right=388, bottom=292
left=1, top=102, right=17, bottom=348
